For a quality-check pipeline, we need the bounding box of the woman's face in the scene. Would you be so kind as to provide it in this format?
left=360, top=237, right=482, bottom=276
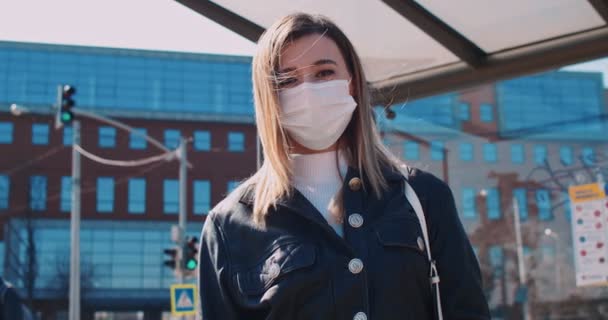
left=277, top=34, right=353, bottom=154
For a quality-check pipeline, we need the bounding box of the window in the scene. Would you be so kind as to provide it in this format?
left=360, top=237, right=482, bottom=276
left=164, top=129, right=181, bottom=149
left=163, top=179, right=179, bottom=214
left=193, top=180, right=211, bottom=214
left=459, top=103, right=470, bottom=120
left=480, top=103, right=494, bottom=122
left=30, top=175, right=47, bottom=211
left=60, top=176, right=71, bottom=212
left=0, top=122, right=14, bottom=144
left=536, top=189, right=552, bottom=221
left=0, top=175, right=9, bottom=209
left=228, top=131, right=245, bottom=152
left=483, top=143, right=498, bottom=163
left=403, top=141, right=420, bottom=160
left=486, top=188, right=501, bottom=220
left=99, top=126, right=116, bottom=148
left=459, top=143, right=474, bottom=162
left=559, top=146, right=573, bottom=166
left=513, top=188, right=527, bottom=221
left=430, top=141, right=444, bottom=161
left=63, top=126, right=73, bottom=146
left=534, top=145, right=547, bottom=165
left=489, top=246, right=504, bottom=277
left=194, top=130, right=211, bottom=151
left=562, top=191, right=571, bottom=221
left=462, top=188, right=476, bottom=219
left=128, top=178, right=146, bottom=214
left=511, top=144, right=525, bottom=164
left=129, top=128, right=147, bottom=150
left=97, top=177, right=115, bottom=212
left=32, top=123, right=49, bottom=145
left=582, top=147, right=595, bottom=165
left=227, top=181, right=239, bottom=193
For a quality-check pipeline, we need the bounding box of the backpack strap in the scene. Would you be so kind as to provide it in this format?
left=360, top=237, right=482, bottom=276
left=399, top=166, right=444, bottom=320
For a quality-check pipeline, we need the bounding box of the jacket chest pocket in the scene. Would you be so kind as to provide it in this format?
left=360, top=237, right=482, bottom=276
left=373, top=214, right=430, bottom=281
left=233, top=241, right=316, bottom=296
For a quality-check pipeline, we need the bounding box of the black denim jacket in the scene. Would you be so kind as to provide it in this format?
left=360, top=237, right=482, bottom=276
left=198, top=166, right=491, bottom=320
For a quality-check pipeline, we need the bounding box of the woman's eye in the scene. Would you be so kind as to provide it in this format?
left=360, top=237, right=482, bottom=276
left=277, top=77, right=297, bottom=88
left=316, top=69, right=335, bottom=78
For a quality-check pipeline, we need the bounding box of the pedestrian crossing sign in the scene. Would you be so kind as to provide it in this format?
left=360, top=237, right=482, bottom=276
left=170, top=284, right=198, bottom=315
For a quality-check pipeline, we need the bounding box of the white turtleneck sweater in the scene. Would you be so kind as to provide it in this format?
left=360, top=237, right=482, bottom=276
left=290, top=150, right=348, bottom=237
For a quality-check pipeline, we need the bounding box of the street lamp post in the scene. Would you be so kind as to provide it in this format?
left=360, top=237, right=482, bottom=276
left=544, top=228, right=562, bottom=299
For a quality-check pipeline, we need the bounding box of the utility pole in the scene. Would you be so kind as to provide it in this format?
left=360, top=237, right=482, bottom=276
left=513, top=197, right=531, bottom=320
left=177, top=137, right=188, bottom=320
left=68, top=120, right=81, bottom=320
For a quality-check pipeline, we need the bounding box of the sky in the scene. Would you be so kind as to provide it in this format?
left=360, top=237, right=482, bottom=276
left=0, top=0, right=606, bottom=87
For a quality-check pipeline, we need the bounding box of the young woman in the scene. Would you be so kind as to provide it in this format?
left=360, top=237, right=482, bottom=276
left=198, top=13, right=490, bottom=320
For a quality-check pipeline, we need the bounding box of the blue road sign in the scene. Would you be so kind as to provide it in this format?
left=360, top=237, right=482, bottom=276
left=170, top=284, right=198, bottom=316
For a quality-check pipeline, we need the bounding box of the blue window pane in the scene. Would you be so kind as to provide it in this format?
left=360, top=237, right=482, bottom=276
left=537, top=189, right=552, bottom=221
left=63, top=126, right=73, bottom=146
left=99, top=126, right=116, bottom=148
left=129, top=128, right=147, bottom=150
left=480, top=103, right=494, bottom=122
left=459, top=143, right=474, bottom=162
left=0, top=175, right=9, bottom=209
left=32, top=123, right=49, bottom=145
left=511, top=144, right=525, bottom=164
left=193, top=180, right=211, bottom=214
left=562, top=191, right=571, bottom=222
left=227, top=181, right=239, bottom=193
left=483, top=143, right=498, bottom=163
left=489, top=246, right=503, bottom=276
left=430, top=141, right=444, bottom=161
left=96, top=177, right=114, bottom=212
left=163, top=179, right=179, bottom=214
left=582, top=147, right=595, bottom=165
left=534, top=145, right=547, bottom=165
left=60, top=176, right=71, bottom=212
left=486, top=188, right=500, bottom=220
left=459, top=103, right=470, bottom=120
left=228, top=131, right=245, bottom=152
left=164, top=129, right=181, bottom=149
left=403, top=141, right=419, bottom=160
left=30, top=175, right=47, bottom=211
left=128, top=178, right=146, bottom=214
left=194, top=130, right=211, bottom=151
left=462, top=188, right=476, bottom=218
left=0, top=122, right=14, bottom=144
left=513, top=188, right=527, bottom=221
left=559, top=146, right=573, bottom=166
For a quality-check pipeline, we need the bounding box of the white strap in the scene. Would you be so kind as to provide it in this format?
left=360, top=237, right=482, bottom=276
left=400, top=167, right=444, bottom=320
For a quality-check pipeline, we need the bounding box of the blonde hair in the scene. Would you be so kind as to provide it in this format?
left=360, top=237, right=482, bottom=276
left=240, top=13, right=402, bottom=226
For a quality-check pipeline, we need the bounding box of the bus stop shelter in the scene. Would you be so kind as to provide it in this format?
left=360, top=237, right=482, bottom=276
left=175, top=0, right=608, bottom=105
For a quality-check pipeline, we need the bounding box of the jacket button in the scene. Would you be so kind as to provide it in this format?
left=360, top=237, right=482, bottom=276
left=348, top=258, right=364, bottom=274
left=353, top=312, right=367, bottom=320
left=348, top=177, right=362, bottom=191
left=417, top=236, right=425, bottom=252
left=348, top=213, right=364, bottom=228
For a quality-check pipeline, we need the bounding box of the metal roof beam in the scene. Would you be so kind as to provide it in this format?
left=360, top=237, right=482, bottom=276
left=381, top=0, right=486, bottom=68
left=175, top=0, right=264, bottom=42
left=589, top=0, right=608, bottom=23
left=371, top=27, right=608, bottom=105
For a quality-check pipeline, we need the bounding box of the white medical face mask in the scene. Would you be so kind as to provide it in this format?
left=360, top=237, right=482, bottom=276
left=279, top=79, right=357, bottom=150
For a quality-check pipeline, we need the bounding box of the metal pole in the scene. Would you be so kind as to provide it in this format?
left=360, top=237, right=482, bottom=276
left=513, top=197, right=531, bottom=320
left=177, top=137, right=188, bottom=320
left=69, top=121, right=81, bottom=320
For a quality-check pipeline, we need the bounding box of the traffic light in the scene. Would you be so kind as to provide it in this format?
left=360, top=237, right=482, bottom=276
left=56, top=84, right=76, bottom=126
left=182, top=236, right=199, bottom=271
left=163, top=246, right=180, bottom=270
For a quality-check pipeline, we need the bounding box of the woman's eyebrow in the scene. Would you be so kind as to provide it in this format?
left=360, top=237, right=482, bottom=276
left=278, top=59, right=337, bottom=74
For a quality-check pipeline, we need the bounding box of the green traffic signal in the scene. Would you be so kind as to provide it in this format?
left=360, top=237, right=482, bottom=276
left=186, top=258, right=197, bottom=270
left=61, top=111, right=73, bottom=122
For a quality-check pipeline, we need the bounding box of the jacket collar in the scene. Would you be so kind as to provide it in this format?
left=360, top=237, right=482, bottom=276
left=238, top=163, right=405, bottom=207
